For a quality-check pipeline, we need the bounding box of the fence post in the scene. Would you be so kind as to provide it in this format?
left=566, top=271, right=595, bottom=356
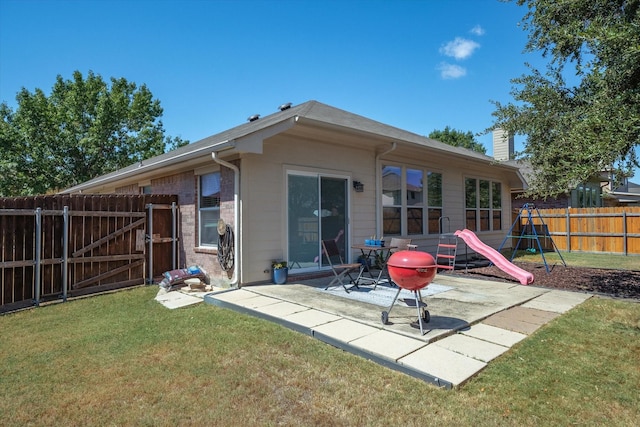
left=62, top=206, right=69, bottom=302
left=623, top=210, right=628, bottom=255
left=172, top=202, right=177, bottom=270
left=34, top=208, right=42, bottom=306
left=147, top=203, right=154, bottom=284
left=565, top=208, right=571, bottom=252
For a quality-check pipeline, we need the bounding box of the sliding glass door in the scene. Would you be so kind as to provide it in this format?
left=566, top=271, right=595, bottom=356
left=287, top=172, right=349, bottom=271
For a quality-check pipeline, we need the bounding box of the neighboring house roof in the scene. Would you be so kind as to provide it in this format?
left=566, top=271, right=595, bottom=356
left=608, top=179, right=640, bottom=204
left=504, top=159, right=533, bottom=192
left=508, top=155, right=640, bottom=204
left=62, top=100, right=524, bottom=193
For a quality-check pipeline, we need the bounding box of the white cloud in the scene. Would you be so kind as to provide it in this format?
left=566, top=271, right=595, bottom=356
left=437, top=63, right=467, bottom=79
left=439, top=37, right=480, bottom=60
left=470, top=25, right=485, bottom=36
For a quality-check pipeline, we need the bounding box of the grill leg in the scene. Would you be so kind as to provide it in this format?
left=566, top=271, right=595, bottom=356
left=414, top=291, right=425, bottom=335
left=381, top=287, right=403, bottom=325
left=414, top=289, right=430, bottom=335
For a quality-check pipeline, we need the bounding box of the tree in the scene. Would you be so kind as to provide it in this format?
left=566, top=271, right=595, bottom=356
left=428, top=126, right=487, bottom=154
left=0, top=71, right=188, bottom=196
left=490, top=0, right=640, bottom=198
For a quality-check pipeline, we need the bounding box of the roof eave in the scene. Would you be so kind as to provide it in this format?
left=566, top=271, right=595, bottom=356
left=60, top=139, right=236, bottom=194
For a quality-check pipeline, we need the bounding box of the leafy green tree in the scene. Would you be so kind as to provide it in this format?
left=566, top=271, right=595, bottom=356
left=0, top=71, right=188, bottom=196
left=0, top=103, right=24, bottom=196
left=428, top=126, right=487, bottom=154
left=491, top=0, right=640, bottom=198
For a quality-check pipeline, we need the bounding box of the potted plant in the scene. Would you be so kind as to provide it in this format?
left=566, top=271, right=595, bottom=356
left=271, top=261, right=288, bottom=284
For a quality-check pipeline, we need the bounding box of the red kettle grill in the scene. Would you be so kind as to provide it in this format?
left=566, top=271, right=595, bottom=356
left=383, top=250, right=437, bottom=335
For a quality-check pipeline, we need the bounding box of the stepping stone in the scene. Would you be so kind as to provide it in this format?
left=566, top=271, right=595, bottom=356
left=483, top=306, right=559, bottom=335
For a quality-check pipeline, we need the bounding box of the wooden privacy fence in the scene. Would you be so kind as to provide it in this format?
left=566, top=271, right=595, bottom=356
left=523, top=207, right=640, bottom=255
left=1, top=194, right=179, bottom=313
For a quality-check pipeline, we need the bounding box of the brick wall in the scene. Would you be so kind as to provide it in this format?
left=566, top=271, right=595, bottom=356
left=219, top=163, right=237, bottom=229
left=146, top=166, right=238, bottom=283
left=513, top=194, right=570, bottom=210
left=213, top=162, right=238, bottom=282
left=106, top=166, right=239, bottom=283
left=115, top=184, right=138, bottom=194
left=152, top=171, right=195, bottom=202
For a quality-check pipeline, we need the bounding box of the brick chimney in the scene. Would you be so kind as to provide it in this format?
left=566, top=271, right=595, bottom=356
left=493, top=128, right=514, bottom=161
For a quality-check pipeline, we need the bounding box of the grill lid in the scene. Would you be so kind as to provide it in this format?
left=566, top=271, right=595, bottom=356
left=387, top=250, right=436, bottom=269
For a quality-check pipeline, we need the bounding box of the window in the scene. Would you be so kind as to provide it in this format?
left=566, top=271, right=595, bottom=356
left=571, top=183, right=601, bottom=207
left=199, top=172, right=220, bottom=246
left=492, top=182, right=502, bottom=230
left=382, top=165, right=442, bottom=236
left=465, top=178, right=502, bottom=232
left=427, top=172, right=443, bottom=234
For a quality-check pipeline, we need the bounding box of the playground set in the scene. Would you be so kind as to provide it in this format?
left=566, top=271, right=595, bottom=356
left=435, top=204, right=566, bottom=285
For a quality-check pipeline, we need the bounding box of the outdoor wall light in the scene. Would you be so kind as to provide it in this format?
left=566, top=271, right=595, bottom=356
left=353, top=181, right=364, bottom=192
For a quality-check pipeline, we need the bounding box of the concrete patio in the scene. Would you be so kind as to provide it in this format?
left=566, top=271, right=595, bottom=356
left=203, top=274, right=592, bottom=388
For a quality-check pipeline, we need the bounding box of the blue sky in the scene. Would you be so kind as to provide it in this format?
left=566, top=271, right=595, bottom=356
left=0, top=0, right=586, bottom=167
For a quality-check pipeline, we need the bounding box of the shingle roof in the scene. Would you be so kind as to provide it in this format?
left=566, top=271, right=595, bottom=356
left=293, top=101, right=496, bottom=163
left=62, top=100, right=519, bottom=192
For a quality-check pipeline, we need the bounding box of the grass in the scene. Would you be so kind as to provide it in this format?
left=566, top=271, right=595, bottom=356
left=511, top=249, right=639, bottom=270
left=2, top=285, right=639, bottom=426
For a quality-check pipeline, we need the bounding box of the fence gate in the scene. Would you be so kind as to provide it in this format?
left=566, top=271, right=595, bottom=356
left=1, top=194, right=179, bottom=313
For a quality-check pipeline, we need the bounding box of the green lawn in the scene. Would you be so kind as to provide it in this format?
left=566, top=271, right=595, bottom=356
left=2, top=285, right=639, bottom=426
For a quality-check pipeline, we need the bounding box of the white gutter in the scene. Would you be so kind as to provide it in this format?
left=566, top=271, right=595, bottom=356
left=211, top=151, right=240, bottom=286
left=375, top=142, right=397, bottom=237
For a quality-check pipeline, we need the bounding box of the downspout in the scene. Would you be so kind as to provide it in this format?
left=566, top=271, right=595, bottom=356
left=375, top=142, right=397, bottom=236
left=211, top=152, right=240, bottom=286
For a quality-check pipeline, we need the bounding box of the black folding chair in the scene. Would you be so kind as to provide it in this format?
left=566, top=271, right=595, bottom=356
left=321, top=239, right=362, bottom=293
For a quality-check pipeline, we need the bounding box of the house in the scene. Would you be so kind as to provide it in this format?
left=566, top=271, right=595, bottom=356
left=600, top=173, right=640, bottom=206
left=492, top=129, right=640, bottom=208
left=62, top=101, right=526, bottom=287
